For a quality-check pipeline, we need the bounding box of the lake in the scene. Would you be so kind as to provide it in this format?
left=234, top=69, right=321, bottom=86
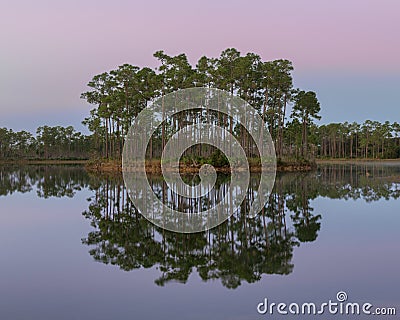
left=0, top=163, right=399, bottom=319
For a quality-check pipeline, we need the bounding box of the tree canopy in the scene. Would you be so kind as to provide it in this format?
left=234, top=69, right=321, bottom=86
left=80, top=48, right=321, bottom=161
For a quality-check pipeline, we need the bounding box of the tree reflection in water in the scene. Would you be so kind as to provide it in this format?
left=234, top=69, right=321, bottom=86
left=82, top=173, right=296, bottom=288
left=1, top=163, right=399, bottom=288
left=81, top=164, right=400, bottom=288
left=0, top=165, right=89, bottom=198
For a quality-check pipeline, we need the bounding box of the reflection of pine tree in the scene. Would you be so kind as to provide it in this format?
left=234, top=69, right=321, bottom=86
left=285, top=174, right=321, bottom=243
left=82, top=173, right=309, bottom=288
left=80, top=166, right=400, bottom=287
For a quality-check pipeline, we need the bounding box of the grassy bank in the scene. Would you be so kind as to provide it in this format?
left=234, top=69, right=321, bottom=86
left=85, top=158, right=315, bottom=173
left=0, top=159, right=89, bottom=165
left=316, top=158, right=400, bottom=164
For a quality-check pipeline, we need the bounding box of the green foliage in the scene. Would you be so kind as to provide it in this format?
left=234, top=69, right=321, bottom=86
left=210, top=149, right=229, bottom=167
left=180, top=150, right=229, bottom=167
left=317, top=120, right=400, bottom=159
left=0, top=126, right=92, bottom=160
left=4, top=49, right=397, bottom=163
left=291, top=90, right=321, bottom=158
left=81, top=48, right=301, bottom=161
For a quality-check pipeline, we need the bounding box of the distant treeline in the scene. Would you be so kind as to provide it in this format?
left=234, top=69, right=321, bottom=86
left=1, top=120, right=398, bottom=161
left=0, top=126, right=91, bottom=160
left=317, top=121, right=400, bottom=159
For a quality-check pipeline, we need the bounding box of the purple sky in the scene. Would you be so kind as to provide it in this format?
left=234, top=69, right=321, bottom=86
left=1, top=0, right=399, bottom=133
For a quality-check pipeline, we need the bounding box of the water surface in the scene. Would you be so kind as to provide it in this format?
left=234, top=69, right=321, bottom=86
left=0, top=163, right=399, bottom=319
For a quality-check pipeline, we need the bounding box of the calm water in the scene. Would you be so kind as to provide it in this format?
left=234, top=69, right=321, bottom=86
left=0, top=163, right=399, bottom=319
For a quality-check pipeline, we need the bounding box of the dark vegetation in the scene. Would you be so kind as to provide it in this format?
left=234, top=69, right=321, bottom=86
left=80, top=48, right=400, bottom=162
left=1, top=49, right=399, bottom=163
left=80, top=48, right=321, bottom=164
left=0, top=126, right=91, bottom=160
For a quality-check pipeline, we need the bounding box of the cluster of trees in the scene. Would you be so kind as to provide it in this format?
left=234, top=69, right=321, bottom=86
left=2, top=119, right=398, bottom=162
left=316, top=120, right=400, bottom=159
left=80, top=48, right=399, bottom=161
left=2, top=49, right=398, bottom=162
left=81, top=48, right=321, bottom=161
left=0, top=126, right=92, bottom=160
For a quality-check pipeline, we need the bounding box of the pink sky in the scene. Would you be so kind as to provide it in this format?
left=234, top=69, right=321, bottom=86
left=1, top=0, right=399, bottom=131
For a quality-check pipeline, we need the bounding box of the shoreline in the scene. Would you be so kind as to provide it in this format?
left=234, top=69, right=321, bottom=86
left=0, top=159, right=89, bottom=165
left=316, top=158, right=400, bottom=164
left=3, top=158, right=400, bottom=173
left=84, top=159, right=315, bottom=174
